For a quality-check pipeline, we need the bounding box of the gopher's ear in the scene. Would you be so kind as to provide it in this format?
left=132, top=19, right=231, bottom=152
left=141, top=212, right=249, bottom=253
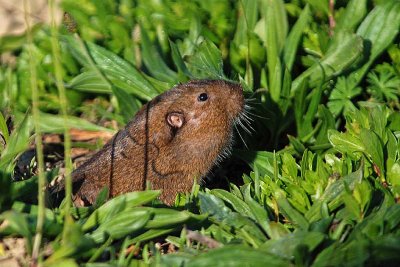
left=167, top=112, right=184, bottom=128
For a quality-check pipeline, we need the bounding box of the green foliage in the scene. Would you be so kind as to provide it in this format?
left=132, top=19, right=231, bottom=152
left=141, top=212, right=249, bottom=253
left=1, top=0, right=400, bottom=266
left=367, top=64, right=400, bottom=102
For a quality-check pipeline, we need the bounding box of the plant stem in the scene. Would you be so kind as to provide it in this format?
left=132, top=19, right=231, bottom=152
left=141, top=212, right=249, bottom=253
left=24, top=0, right=46, bottom=264
left=329, top=0, right=336, bottom=36
left=49, top=0, right=73, bottom=216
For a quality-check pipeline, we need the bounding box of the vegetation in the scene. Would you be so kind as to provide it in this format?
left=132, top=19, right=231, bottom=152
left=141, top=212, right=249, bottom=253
left=1, top=0, right=400, bottom=266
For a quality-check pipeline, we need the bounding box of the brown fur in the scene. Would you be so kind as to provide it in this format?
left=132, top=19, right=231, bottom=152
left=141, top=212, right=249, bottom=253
left=69, top=80, right=244, bottom=205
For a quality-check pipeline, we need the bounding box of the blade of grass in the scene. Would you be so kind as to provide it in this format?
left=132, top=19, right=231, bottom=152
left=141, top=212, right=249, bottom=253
left=49, top=0, right=74, bottom=239
left=238, top=0, right=258, bottom=87
left=140, top=26, right=178, bottom=83
left=0, top=111, right=9, bottom=147
left=24, top=0, right=46, bottom=263
left=261, top=0, right=288, bottom=102
left=283, top=5, right=311, bottom=72
left=0, top=112, right=31, bottom=172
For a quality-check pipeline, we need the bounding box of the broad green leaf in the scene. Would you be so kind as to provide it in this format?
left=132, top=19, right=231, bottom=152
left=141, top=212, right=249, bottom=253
left=386, top=130, right=398, bottom=168
left=323, top=165, right=363, bottom=205
left=292, top=32, right=363, bottom=94
left=89, top=209, right=151, bottom=243
left=335, top=0, right=367, bottom=33
left=198, top=192, right=236, bottom=222
left=312, top=238, right=370, bottom=267
left=305, top=0, right=329, bottom=15
left=315, top=106, right=335, bottom=144
left=281, top=153, right=298, bottom=182
left=129, top=228, right=177, bottom=243
left=239, top=0, right=258, bottom=33
left=384, top=205, right=400, bottom=231
left=268, top=222, right=290, bottom=240
left=68, top=71, right=111, bottom=93
left=328, top=77, right=361, bottom=116
left=140, top=27, right=178, bottom=83
left=211, top=189, right=254, bottom=220
left=82, top=190, right=160, bottom=231
left=277, top=197, right=309, bottom=230
left=313, top=195, right=398, bottom=266
left=388, top=111, right=400, bottom=132
left=260, top=231, right=325, bottom=260
left=243, top=185, right=272, bottom=236
left=353, top=180, right=373, bottom=215
left=387, top=163, right=400, bottom=188
left=69, top=68, right=140, bottom=122
left=169, top=40, right=191, bottom=79
left=112, top=85, right=141, bottom=122
left=185, top=245, right=289, bottom=267
left=328, top=129, right=364, bottom=156
left=144, top=74, right=174, bottom=92
left=229, top=183, right=244, bottom=200
left=351, top=1, right=400, bottom=84
left=306, top=165, right=364, bottom=222
left=365, top=104, right=389, bottom=142
left=235, top=150, right=275, bottom=177
left=63, top=35, right=159, bottom=100
left=199, top=193, right=267, bottom=245
left=285, top=184, right=311, bottom=214
left=93, top=187, right=109, bottom=208
left=160, top=253, right=193, bottom=267
left=342, top=192, right=362, bottom=221
left=355, top=193, right=394, bottom=237
left=360, top=129, right=384, bottom=176
left=288, top=135, right=306, bottom=155
left=144, top=208, right=193, bottom=228
left=186, top=40, right=225, bottom=79
left=37, top=112, right=114, bottom=134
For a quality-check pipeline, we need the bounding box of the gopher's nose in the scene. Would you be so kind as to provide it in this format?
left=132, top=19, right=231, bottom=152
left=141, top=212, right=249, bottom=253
left=222, top=81, right=244, bottom=117
left=230, top=82, right=244, bottom=100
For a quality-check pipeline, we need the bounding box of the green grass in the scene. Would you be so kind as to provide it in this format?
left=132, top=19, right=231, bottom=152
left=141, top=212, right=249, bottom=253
left=1, top=0, right=400, bottom=266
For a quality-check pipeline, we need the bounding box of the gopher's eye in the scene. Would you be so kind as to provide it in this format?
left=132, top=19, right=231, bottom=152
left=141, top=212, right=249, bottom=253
left=198, top=93, right=208, bottom=102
